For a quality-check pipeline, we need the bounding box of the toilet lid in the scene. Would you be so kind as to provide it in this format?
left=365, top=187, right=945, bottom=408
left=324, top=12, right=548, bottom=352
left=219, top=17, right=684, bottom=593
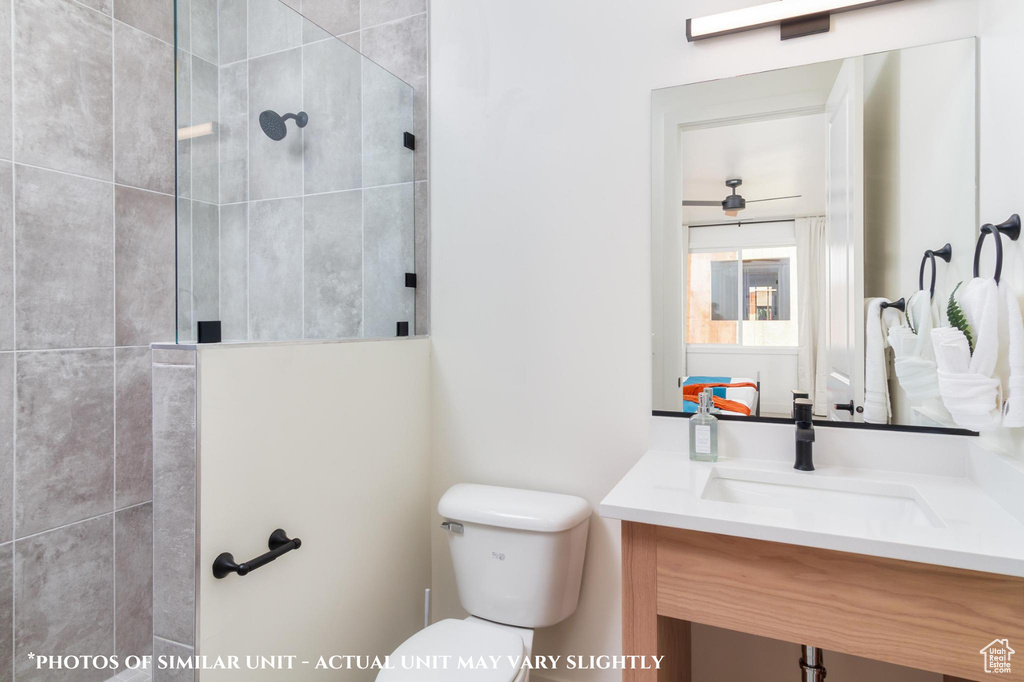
left=376, top=619, right=525, bottom=682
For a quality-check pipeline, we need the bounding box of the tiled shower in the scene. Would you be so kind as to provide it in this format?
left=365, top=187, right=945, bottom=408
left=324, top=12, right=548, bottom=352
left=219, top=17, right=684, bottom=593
left=177, top=0, right=430, bottom=343
left=0, top=0, right=430, bottom=680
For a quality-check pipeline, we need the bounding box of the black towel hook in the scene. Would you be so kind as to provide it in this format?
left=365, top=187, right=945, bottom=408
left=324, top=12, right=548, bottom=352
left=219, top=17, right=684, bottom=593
left=880, top=297, right=906, bottom=313
left=918, top=243, right=952, bottom=299
left=973, top=214, right=1021, bottom=284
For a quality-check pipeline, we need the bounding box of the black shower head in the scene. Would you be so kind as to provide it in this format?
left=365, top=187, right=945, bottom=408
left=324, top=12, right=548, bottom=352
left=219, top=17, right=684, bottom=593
left=259, top=110, right=309, bottom=141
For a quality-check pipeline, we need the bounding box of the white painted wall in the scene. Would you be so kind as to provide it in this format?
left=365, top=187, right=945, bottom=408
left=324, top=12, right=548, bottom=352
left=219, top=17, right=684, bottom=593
left=195, top=339, right=431, bottom=681
left=978, top=0, right=1024, bottom=457
left=429, top=1, right=985, bottom=681
left=861, top=38, right=978, bottom=425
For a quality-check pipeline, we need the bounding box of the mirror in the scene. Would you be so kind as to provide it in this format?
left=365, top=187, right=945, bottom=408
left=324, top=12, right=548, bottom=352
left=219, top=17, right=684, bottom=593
left=651, top=38, right=978, bottom=432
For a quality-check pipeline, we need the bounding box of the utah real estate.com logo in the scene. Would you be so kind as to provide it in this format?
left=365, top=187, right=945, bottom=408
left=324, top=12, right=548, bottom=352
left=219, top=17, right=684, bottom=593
left=980, top=639, right=1015, bottom=674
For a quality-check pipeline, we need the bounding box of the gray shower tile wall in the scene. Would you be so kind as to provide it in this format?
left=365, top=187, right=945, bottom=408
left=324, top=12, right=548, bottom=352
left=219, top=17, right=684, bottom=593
left=1, top=543, right=12, bottom=680
left=182, top=0, right=430, bottom=343
left=116, top=503, right=155, bottom=661
left=219, top=203, right=249, bottom=340
left=302, top=37, right=362, bottom=194
left=364, top=183, right=415, bottom=338
left=304, top=190, right=363, bottom=338
left=116, top=347, right=156, bottom=508
left=1, top=0, right=176, bottom=676
left=114, top=23, right=175, bottom=195
left=248, top=47, right=303, bottom=200
left=14, top=0, right=113, bottom=180
left=152, top=353, right=198, bottom=651
left=15, top=515, right=115, bottom=682
left=249, top=197, right=304, bottom=341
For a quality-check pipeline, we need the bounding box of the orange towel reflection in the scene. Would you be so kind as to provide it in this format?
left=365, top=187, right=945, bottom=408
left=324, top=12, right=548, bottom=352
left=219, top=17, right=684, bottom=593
left=683, top=382, right=759, bottom=416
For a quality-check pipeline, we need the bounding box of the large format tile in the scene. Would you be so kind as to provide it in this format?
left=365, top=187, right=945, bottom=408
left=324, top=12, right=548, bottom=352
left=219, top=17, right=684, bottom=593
left=15, top=516, right=114, bottom=682
left=0, top=0, right=12, bottom=161
left=301, top=0, right=357, bottom=41
left=414, top=180, right=429, bottom=335
left=303, top=38, right=361, bottom=194
left=248, top=48, right=303, bottom=200
left=218, top=61, right=248, bottom=205
left=219, top=203, right=248, bottom=341
left=0, top=355, right=12, bottom=544
left=116, top=347, right=153, bottom=509
left=114, top=24, right=175, bottom=194
left=0, top=543, right=11, bottom=682
left=361, top=13, right=428, bottom=181
left=249, top=198, right=302, bottom=341
left=114, top=0, right=173, bottom=44
left=304, top=191, right=362, bottom=339
left=360, top=12, right=426, bottom=86
left=176, top=198, right=194, bottom=341
left=360, top=0, right=424, bottom=28
left=0, top=162, right=12, bottom=350
left=192, top=201, right=219, bottom=328
left=115, top=503, right=153, bottom=662
left=153, top=638, right=193, bottom=682
left=191, top=55, right=219, bottom=205
left=15, top=166, right=114, bottom=350
left=78, top=0, right=112, bottom=14
left=363, top=183, right=414, bottom=338
left=361, top=58, right=414, bottom=187
left=190, top=0, right=217, bottom=64
left=15, top=349, right=115, bottom=536
left=219, top=0, right=247, bottom=64
left=248, top=0, right=301, bottom=58
left=115, top=187, right=176, bottom=346
left=175, top=49, right=191, bottom=200
left=14, top=0, right=113, bottom=180
left=152, top=362, right=196, bottom=646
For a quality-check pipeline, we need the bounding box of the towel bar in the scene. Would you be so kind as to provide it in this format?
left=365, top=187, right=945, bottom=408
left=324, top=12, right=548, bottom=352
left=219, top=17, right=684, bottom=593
left=213, top=529, right=302, bottom=579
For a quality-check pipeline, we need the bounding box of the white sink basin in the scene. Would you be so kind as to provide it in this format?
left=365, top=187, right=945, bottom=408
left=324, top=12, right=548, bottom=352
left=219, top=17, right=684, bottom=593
left=701, top=467, right=945, bottom=528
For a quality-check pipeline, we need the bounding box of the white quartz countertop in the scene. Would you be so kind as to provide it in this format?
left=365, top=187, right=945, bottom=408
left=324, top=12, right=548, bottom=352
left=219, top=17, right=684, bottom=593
left=601, top=447, right=1024, bottom=577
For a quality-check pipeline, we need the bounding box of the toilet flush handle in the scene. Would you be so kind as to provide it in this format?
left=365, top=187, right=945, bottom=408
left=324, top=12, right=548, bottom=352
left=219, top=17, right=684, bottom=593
left=441, top=521, right=464, bottom=535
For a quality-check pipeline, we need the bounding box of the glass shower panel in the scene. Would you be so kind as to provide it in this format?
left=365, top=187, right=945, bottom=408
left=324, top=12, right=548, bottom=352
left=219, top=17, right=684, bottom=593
left=175, top=0, right=416, bottom=343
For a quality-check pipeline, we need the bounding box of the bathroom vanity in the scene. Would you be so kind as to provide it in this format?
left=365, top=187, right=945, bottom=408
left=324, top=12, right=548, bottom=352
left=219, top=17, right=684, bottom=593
left=602, top=419, right=1024, bottom=682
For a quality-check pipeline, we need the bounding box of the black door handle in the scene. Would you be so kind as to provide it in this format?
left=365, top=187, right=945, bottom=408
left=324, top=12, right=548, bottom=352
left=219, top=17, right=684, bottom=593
left=834, top=401, right=855, bottom=413
left=213, top=529, right=302, bottom=579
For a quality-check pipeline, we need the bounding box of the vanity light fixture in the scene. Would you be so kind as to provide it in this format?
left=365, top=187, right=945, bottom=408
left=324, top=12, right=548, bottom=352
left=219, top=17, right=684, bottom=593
left=686, top=0, right=905, bottom=42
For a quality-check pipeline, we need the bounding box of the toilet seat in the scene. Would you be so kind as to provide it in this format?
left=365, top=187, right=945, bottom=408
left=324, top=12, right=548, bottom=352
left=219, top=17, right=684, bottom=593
left=376, top=619, right=527, bottom=682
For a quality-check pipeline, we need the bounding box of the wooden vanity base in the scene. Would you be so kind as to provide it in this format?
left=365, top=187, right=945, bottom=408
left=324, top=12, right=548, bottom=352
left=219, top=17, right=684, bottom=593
left=622, top=522, right=1024, bottom=681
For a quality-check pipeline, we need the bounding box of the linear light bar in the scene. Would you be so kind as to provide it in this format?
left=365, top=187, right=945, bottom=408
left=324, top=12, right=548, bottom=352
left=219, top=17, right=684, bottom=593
left=687, top=0, right=904, bottom=42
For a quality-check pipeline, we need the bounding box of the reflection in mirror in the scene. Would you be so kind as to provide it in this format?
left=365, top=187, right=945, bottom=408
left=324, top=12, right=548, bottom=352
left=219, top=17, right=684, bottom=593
left=652, top=38, right=978, bottom=432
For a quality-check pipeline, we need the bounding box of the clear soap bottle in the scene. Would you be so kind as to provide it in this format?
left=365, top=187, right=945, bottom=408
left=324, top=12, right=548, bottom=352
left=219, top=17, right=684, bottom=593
left=689, top=388, right=719, bottom=462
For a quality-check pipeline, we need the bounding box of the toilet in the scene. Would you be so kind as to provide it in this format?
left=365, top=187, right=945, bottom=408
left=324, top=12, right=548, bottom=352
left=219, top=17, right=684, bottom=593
left=377, top=484, right=591, bottom=682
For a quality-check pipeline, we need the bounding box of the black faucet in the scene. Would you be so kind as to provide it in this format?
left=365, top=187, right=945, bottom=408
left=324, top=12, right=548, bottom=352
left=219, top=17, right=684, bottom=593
left=794, top=398, right=815, bottom=472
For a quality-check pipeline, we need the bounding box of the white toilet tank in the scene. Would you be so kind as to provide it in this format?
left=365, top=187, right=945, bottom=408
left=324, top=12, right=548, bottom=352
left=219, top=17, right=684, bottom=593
left=438, top=484, right=590, bottom=629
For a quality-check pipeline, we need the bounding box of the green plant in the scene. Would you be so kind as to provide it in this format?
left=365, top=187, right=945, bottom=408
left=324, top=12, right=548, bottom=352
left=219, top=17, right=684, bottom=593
left=947, top=282, right=974, bottom=354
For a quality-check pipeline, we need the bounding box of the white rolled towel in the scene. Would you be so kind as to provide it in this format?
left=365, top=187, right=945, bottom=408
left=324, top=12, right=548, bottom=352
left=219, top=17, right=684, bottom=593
left=931, top=279, right=1003, bottom=431
left=864, top=298, right=903, bottom=424
left=1003, top=286, right=1024, bottom=428
left=888, top=320, right=940, bottom=401
left=934, top=370, right=1003, bottom=431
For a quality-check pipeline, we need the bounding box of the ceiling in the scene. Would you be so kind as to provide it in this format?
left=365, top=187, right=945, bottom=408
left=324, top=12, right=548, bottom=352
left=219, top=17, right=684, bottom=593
left=680, top=112, right=829, bottom=225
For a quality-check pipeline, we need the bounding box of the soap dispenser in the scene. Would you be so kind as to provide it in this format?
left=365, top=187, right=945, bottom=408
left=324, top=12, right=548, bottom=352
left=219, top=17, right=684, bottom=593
left=689, top=388, right=719, bottom=462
